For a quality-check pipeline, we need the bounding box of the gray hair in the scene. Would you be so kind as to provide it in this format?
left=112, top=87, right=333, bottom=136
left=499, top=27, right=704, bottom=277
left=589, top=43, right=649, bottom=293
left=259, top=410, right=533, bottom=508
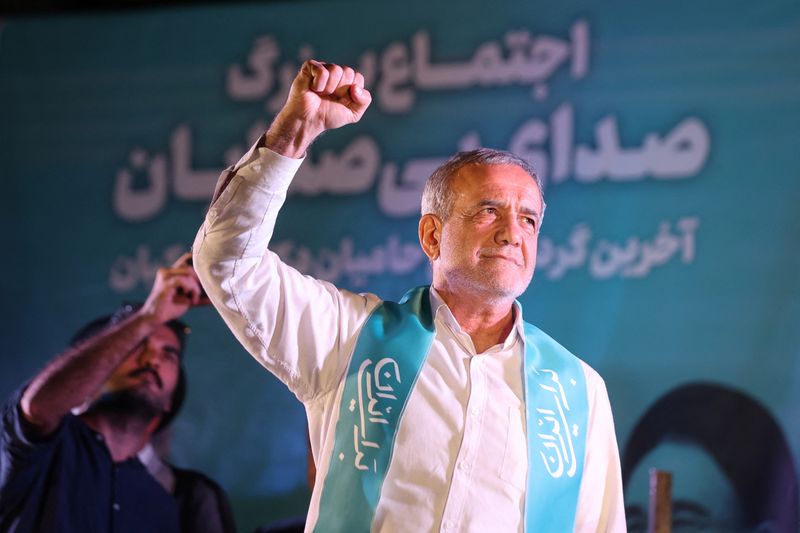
left=420, top=148, right=546, bottom=223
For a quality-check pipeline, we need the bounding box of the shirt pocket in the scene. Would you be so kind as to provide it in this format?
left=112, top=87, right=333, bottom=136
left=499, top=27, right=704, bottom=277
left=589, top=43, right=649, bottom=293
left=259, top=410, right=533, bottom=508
left=499, top=405, right=528, bottom=491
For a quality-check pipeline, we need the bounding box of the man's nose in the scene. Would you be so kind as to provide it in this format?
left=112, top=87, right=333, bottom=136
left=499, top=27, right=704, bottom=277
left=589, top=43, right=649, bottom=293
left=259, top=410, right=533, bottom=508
left=495, top=216, right=522, bottom=246
left=138, top=340, right=161, bottom=367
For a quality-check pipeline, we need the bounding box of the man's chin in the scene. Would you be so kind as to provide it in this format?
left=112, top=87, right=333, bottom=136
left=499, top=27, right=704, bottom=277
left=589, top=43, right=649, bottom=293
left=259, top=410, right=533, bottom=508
left=480, top=272, right=532, bottom=300
left=90, top=389, right=166, bottom=422
left=445, top=267, right=532, bottom=302
left=468, top=280, right=528, bottom=303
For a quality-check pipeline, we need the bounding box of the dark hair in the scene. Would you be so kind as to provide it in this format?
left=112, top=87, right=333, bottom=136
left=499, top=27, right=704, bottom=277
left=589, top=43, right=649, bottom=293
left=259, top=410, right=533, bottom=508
left=69, top=303, right=188, bottom=432
left=621, top=382, right=798, bottom=530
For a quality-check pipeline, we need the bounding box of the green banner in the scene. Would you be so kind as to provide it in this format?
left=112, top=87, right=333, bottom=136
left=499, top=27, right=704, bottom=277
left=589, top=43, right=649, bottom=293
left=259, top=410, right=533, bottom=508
left=2, top=1, right=799, bottom=530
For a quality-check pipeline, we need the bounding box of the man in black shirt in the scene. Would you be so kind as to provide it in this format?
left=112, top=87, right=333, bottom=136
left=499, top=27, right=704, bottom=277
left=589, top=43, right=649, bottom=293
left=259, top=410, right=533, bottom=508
left=0, top=253, right=234, bottom=533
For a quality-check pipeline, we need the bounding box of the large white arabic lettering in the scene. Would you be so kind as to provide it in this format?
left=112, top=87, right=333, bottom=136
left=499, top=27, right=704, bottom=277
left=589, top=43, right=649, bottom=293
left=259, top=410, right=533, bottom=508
left=226, top=36, right=280, bottom=100
left=537, top=216, right=700, bottom=281
left=535, top=369, right=579, bottom=479
left=112, top=104, right=710, bottom=221
left=113, top=149, right=168, bottom=221
left=225, top=21, right=589, bottom=114
left=107, top=217, right=698, bottom=294
left=349, top=357, right=401, bottom=471
left=379, top=105, right=709, bottom=217
left=113, top=124, right=222, bottom=222
left=575, top=116, right=710, bottom=181
left=113, top=16, right=712, bottom=223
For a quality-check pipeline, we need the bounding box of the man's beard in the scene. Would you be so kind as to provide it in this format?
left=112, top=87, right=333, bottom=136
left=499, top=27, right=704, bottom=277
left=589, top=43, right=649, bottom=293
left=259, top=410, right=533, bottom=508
left=448, top=263, right=533, bottom=304
left=88, top=388, right=167, bottom=431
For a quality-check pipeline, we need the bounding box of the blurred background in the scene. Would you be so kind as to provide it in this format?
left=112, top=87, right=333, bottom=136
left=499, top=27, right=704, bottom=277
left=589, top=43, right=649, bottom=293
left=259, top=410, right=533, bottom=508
left=1, top=1, right=798, bottom=531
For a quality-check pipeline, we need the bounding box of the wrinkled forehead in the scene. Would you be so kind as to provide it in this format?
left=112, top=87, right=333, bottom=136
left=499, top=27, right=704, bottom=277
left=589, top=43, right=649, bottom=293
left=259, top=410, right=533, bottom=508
left=453, top=163, right=543, bottom=205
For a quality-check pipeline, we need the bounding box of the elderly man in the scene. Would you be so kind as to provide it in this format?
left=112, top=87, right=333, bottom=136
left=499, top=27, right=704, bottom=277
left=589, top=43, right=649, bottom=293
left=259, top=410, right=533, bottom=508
left=193, top=61, right=625, bottom=532
left=0, top=255, right=235, bottom=533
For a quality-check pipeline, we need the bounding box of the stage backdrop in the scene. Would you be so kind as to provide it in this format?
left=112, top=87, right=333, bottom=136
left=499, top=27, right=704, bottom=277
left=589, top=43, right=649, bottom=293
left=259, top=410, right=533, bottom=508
left=2, top=1, right=799, bottom=530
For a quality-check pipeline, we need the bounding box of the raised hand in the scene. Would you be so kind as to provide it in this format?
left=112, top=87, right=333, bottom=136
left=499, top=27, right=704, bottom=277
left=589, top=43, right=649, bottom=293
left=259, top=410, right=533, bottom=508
left=141, top=252, right=205, bottom=325
left=266, top=60, right=372, bottom=158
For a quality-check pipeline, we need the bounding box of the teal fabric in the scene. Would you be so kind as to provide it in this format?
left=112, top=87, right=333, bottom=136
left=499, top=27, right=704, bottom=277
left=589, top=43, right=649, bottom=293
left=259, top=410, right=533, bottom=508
left=315, top=287, right=588, bottom=532
left=522, top=322, right=589, bottom=532
left=314, top=287, right=434, bottom=533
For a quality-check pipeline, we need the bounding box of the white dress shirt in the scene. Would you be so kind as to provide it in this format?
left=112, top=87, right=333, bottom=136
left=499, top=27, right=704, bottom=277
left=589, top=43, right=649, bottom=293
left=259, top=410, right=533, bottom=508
left=193, top=143, right=626, bottom=532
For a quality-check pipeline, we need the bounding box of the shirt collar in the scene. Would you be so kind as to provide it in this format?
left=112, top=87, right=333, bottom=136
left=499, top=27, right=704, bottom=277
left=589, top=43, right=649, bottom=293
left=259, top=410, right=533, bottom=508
left=429, top=286, right=525, bottom=353
left=138, top=443, right=176, bottom=494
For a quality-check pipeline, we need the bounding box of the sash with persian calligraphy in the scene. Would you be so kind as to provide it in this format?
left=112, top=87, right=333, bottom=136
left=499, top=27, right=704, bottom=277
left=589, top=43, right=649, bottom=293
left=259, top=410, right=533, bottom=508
left=314, top=287, right=588, bottom=532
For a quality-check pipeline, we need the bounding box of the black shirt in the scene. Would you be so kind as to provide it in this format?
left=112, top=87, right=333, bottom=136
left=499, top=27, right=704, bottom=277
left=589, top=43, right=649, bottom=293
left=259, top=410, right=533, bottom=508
left=0, top=388, right=180, bottom=533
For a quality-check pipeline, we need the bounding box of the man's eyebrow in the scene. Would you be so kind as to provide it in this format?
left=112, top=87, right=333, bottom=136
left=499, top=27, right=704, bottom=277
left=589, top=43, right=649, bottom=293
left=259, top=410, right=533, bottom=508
left=476, top=199, right=541, bottom=218
left=164, top=345, right=181, bottom=355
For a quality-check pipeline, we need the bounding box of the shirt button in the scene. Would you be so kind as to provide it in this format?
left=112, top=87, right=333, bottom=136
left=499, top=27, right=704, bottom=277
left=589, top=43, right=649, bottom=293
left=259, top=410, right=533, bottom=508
left=444, top=521, right=455, bottom=529
left=470, top=406, right=480, bottom=416
left=459, top=462, right=471, bottom=471
left=94, top=434, right=103, bottom=441
left=113, top=503, right=120, bottom=511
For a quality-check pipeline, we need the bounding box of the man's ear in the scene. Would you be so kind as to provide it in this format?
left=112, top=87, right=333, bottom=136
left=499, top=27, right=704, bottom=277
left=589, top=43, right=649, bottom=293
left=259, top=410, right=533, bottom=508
left=419, top=214, right=442, bottom=261
left=145, top=416, right=163, bottom=436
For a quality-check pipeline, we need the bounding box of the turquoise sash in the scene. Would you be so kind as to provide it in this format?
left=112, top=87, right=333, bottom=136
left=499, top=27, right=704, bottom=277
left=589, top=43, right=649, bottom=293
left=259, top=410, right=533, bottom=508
left=522, top=322, right=588, bottom=533
left=314, top=287, right=588, bottom=532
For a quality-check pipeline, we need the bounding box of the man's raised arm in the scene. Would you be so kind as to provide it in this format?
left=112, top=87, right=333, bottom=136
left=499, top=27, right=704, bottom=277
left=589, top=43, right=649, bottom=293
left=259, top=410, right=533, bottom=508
left=192, top=61, right=377, bottom=400
left=20, top=255, right=202, bottom=436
